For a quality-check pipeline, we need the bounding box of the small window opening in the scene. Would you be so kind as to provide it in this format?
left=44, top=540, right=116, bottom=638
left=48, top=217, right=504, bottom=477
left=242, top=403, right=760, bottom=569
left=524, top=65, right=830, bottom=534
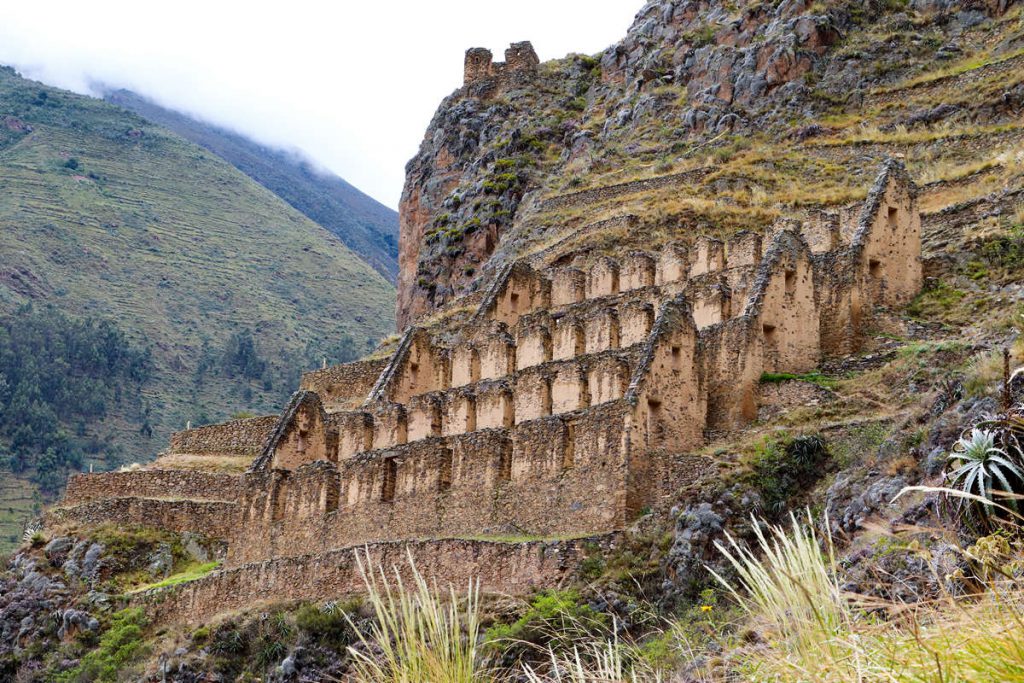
left=510, top=292, right=520, bottom=313
left=887, top=206, right=898, bottom=230
left=563, top=422, right=576, bottom=470
left=671, top=345, right=682, bottom=372
left=784, top=269, right=796, bottom=295
left=869, top=259, right=882, bottom=278
left=762, top=324, right=777, bottom=343
left=409, top=362, right=420, bottom=390
left=438, top=450, right=452, bottom=493
left=498, top=444, right=512, bottom=482
left=381, top=458, right=397, bottom=502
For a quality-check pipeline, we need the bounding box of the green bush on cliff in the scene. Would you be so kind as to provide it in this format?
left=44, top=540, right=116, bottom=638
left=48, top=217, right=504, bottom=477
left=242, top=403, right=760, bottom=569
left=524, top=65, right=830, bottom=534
left=56, top=608, right=149, bottom=683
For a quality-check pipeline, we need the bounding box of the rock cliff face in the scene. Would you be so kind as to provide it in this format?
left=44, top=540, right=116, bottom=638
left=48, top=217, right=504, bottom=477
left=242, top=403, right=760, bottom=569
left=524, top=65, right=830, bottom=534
left=396, top=0, right=1019, bottom=328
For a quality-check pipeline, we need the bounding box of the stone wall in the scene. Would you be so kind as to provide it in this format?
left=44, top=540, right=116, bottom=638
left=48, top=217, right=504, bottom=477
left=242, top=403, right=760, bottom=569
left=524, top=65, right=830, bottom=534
left=169, top=415, right=278, bottom=456
left=299, top=358, right=389, bottom=411
left=136, top=536, right=606, bottom=627
left=62, top=471, right=241, bottom=505
left=47, top=498, right=238, bottom=541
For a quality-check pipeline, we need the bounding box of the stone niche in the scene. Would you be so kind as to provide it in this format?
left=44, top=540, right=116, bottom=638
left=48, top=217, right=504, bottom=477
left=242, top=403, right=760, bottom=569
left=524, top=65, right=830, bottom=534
left=337, top=411, right=374, bottom=460
left=584, top=308, right=620, bottom=354
left=690, top=237, right=725, bottom=277
left=552, top=363, right=589, bottom=414
left=407, top=393, right=443, bottom=441
left=515, top=321, right=552, bottom=370
left=619, top=301, right=654, bottom=347
left=587, top=257, right=620, bottom=298
left=553, top=316, right=585, bottom=360
left=656, top=243, right=689, bottom=285
left=476, top=383, right=515, bottom=429
left=620, top=252, right=656, bottom=291
left=588, top=357, right=629, bottom=405
left=550, top=268, right=586, bottom=307
left=514, top=369, right=552, bottom=423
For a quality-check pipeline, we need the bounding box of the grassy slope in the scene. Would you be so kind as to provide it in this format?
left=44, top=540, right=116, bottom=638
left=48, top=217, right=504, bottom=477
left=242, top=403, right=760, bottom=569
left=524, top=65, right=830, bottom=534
left=0, top=67, right=395, bottom=548
left=103, top=88, right=399, bottom=281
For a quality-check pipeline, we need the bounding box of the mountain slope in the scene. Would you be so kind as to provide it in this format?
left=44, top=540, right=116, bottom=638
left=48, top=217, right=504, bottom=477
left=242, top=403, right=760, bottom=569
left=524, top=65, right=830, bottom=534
left=0, top=66, right=395, bottom=547
left=103, top=89, right=400, bottom=281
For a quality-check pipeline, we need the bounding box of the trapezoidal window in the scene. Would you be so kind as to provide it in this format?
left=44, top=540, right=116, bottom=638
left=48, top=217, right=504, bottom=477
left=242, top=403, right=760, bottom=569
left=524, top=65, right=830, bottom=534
left=381, top=458, right=397, bottom=502
left=562, top=422, right=576, bottom=471
left=409, top=362, right=420, bottom=392
left=438, top=449, right=453, bottom=493
left=887, top=206, right=898, bottom=230
left=646, top=398, right=663, bottom=445
left=510, top=292, right=520, bottom=314
left=869, top=259, right=882, bottom=279
left=762, top=324, right=777, bottom=344
left=784, top=269, right=797, bottom=296
left=671, top=345, right=683, bottom=373
left=497, top=442, right=513, bottom=483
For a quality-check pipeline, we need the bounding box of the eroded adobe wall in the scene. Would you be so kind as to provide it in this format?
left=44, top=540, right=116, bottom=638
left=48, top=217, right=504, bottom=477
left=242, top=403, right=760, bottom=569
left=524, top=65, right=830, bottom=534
left=700, top=317, right=764, bottom=431
left=136, top=537, right=606, bottom=627
left=62, top=471, right=241, bottom=505
left=169, top=416, right=278, bottom=456
left=753, top=245, right=820, bottom=374
left=853, top=165, right=922, bottom=309
left=47, top=498, right=238, bottom=541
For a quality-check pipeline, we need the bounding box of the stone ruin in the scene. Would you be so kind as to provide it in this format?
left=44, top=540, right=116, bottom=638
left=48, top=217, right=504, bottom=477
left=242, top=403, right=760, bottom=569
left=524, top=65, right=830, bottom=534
left=464, top=41, right=540, bottom=89
left=48, top=159, right=922, bottom=601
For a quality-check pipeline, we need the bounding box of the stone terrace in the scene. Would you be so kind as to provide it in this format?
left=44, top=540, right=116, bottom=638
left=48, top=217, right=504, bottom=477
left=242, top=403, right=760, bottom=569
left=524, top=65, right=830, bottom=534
left=46, top=159, right=923, bottom=612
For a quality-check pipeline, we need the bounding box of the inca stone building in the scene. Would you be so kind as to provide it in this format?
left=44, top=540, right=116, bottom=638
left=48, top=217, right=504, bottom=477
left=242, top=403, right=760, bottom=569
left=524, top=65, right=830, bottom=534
left=48, top=158, right=922, bottom=622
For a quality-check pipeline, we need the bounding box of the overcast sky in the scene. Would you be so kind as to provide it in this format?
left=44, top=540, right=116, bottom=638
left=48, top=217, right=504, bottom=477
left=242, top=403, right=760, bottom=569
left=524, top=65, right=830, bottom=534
left=0, top=1, right=640, bottom=209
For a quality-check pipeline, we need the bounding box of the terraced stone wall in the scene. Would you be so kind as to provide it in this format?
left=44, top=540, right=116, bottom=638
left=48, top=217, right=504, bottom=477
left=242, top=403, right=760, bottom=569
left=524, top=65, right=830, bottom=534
left=62, top=471, right=242, bottom=505
left=169, top=415, right=277, bottom=456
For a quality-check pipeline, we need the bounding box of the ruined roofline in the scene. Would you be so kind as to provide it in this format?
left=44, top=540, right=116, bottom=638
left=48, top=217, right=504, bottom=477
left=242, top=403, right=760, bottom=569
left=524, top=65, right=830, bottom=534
left=249, top=390, right=327, bottom=473
left=473, top=261, right=517, bottom=322
left=741, top=229, right=813, bottom=321
left=365, top=326, right=419, bottom=406
left=463, top=41, right=540, bottom=87
left=850, top=157, right=917, bottom=257
left=625, top=293, right=696, bottom=405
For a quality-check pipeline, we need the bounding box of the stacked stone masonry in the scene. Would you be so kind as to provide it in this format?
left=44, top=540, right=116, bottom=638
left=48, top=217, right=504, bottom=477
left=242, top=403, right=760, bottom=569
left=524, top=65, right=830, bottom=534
left=52, top=160, right=922, bottom=585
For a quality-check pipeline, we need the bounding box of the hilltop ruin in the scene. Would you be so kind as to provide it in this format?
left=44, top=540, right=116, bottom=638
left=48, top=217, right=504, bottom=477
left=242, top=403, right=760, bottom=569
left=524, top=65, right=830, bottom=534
left=46, top=157, right=922, bottom=622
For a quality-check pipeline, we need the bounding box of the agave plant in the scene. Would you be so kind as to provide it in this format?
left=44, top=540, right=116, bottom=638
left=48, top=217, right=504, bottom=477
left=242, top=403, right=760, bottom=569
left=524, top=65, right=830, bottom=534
left=946, top=428, right=1024, bottom=526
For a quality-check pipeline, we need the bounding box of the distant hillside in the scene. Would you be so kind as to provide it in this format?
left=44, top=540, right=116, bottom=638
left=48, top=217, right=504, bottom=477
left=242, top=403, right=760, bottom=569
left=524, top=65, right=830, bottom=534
left=104, top=89, right=399, bottom=281
left=0, top=66, right=395, bottom=548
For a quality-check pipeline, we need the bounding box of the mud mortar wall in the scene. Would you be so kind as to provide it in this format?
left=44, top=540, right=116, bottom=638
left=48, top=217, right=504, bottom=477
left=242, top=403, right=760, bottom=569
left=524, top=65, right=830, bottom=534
left=136, top=537, right=606, bottom=627
left=169, top=416, right=278, bottom=456
left=62, top=471, right=242, bottom=505
left=47, top=498, right=238, bottom=540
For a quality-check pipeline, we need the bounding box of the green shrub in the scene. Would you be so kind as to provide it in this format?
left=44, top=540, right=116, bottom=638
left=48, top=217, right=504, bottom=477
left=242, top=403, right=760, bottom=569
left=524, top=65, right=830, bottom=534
left=747, top=435, right=830, bottom=515
left=295, top=600, right=358, bottom=648
left=484, top=589, right=608, bottom=657
left=56, top=608, right=149, bottom=682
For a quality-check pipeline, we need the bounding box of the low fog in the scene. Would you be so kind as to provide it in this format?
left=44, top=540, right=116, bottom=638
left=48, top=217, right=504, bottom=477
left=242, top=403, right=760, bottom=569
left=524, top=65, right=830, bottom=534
left=0, top=1, right=638, bottom=208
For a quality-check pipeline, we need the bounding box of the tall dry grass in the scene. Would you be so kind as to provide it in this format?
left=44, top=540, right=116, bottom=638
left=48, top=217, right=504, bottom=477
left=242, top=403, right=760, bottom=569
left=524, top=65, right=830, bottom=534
left=707, top=507, right=1024, bottom=681
left=346, top=548, right=486, bottom=683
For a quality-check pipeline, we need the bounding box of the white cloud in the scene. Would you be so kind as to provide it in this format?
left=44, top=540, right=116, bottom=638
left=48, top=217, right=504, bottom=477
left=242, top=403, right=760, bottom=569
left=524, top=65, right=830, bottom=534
left=0, top=0, right=639, bottom=208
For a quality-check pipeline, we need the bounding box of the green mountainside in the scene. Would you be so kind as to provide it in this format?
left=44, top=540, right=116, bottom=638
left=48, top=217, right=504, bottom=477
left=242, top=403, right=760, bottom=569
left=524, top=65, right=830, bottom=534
left=0, top=66, right=395, bottom=548
left=103, top=89, right=400, bottom=281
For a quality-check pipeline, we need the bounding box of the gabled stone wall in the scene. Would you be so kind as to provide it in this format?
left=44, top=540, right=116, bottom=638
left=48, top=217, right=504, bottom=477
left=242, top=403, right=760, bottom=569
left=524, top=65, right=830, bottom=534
left=54, top=160, right=923, bottom=578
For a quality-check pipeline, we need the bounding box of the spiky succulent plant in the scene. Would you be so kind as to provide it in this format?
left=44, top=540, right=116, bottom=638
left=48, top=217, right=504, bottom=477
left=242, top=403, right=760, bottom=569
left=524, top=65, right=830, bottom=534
left=946, top=428, right=1024, bottom=524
